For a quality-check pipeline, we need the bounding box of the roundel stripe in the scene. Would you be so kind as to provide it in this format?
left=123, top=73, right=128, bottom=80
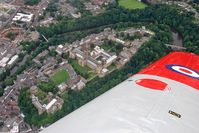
left=166, top=64, right=199, bottom=79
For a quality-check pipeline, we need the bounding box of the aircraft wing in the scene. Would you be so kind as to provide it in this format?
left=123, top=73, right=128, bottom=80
left=41, top=52, right=199, bottom=133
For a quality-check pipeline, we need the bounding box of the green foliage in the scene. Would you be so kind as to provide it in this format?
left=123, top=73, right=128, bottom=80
left=0, top=68, right=9, bottom=82
left=68, top=0, right=84, bottom=10
left=24, top=0, right=41, bottom=5
left=122, top=32, right=143, bottom=40
left=46, top=2, right=58, bottom=12
left=100, top=40, right=124, bottom=55
left=18, top=88, right=54, bottom=126
left=69, top=59, right=93, bottom=79
left=0, top=87, right=4, bottom=96
left=37, top=5, right=199, bottom=54
left=0, top=120, right=4, bottom=127
left=118, top=0, right=147, bottom=9
left=48, top=49, right=57, bottom=57
left=101, top=40, right=115, bottom=50
left=38, top=82, right=57, bottom=93
left=6, top=32, right=16, bottom=40
left=36, top=90, right=47, bottom=100
left=20, top=41, right=40, bottom=53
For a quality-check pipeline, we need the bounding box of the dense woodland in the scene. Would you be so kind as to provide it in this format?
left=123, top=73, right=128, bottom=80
left=11, top=3, right=199, bottom=126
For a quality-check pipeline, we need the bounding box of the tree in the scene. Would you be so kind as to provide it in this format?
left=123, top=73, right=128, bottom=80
left=0, top=87, right=4, bottom=96
left=24, top=0, right=41, bottom=5
left=6, top=32, right=15, bottom=40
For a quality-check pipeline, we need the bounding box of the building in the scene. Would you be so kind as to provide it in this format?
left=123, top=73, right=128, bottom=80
left=30, top=86, right=39, bottom=94
left=13, top=13, right=34, bottom=23
left=76, top=80, right=86, bottom=91
left=7, top=55, right=19, bottom=68
left=33, top=50, right=49, bottom=65
left=56, top=44, right=71, bottom=55
left=45, top=97, right=64, bottom=114
left=10, top=122, right=19, bottom=133
left=32, top=95, right=45, bottom=115
left=0, top=57, right=10, bottom=67
left=58, top=83, right=68, bottom=93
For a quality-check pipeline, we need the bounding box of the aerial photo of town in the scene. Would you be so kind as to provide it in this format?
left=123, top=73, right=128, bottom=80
left=0, top=0, right=199, bottom=132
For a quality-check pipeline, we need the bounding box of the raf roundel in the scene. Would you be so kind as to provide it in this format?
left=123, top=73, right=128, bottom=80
left=166, top=64, right=199, bottom=79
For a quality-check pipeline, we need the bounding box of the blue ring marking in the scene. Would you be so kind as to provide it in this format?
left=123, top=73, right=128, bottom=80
left=166, top=64, right=199, bottom=80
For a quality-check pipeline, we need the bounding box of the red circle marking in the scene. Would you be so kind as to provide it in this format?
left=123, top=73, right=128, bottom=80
left=135, top=79, right=168, bottom=91
left=179, top=68, right=192, bottom=74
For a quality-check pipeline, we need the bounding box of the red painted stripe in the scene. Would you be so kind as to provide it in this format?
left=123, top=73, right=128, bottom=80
left=135, top=79, right=167, bottom=91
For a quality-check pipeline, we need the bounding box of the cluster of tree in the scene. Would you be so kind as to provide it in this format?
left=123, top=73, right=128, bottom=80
left=37, top=5, right=199, bottom=54
left=102, top=40, right=124, bottom=55
left=6, top=32, right=16, bottom=40
left=0, top=68, right=10, bottom=81
left=119, top=32, right=143, bottom=41
left=193, top=0, right=199, bottom=4
left=0, top=87, right=4, bottom=96
left=68, top=0, right=85, bottom=10
left=45, top=1, right=59, bottom=17
left=18, top=22, right=171, bottom=126
left=68, top=59, right=90, bottom=79
left=46, top=2, right=58, bottom=12
left=24, top=0, right=41, bottom=6
left=38, top=82, right=58, bottom=93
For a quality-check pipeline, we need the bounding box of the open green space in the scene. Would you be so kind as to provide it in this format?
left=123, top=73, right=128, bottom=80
left=118, top=0, right=147, bottom=9
left=69, top=59, right=96, bottom=79
left=50, top=69, right=70, bottom=85
left=107, top=63, right=116, bottom=72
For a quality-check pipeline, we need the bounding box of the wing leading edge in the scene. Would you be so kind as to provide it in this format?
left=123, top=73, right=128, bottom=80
left=41, top=52, right=199, bottom=133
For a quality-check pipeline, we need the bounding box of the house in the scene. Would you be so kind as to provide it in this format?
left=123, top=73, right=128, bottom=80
left=33, top=50, right=49, bottom=65
left=76, top=80, right=86, bottom=90
left=7, top=55, right=19, bottom=68
left=45, top=97, right=64, bottom=114
left=0, top=57, right=10, bottom=68
left=31, top=95, right=45, bottom=115
left=56, top=44, right=71, bottom=55
left=58, top=83, right=68, bottom=93
left=13, top=13, right=34, bottom=23
left=30, top=86, right=39, bottom=94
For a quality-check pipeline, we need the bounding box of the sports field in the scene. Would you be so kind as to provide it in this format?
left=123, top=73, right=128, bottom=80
left=51, top=69, right=70, bottom=85
left=118, top=0, right=147, bottom=9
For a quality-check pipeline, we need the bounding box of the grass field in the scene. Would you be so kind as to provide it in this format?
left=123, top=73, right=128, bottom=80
left=51, top=69, right=70, bottom=85
left=118, top=0, right=147, bottom=9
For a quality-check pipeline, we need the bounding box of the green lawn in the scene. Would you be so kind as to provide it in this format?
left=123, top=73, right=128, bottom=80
left=118, top=0, right=147, bottom=9
left=50, top=69, right=70, bottom=85
left=70, top=59, right=96, bottom=79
